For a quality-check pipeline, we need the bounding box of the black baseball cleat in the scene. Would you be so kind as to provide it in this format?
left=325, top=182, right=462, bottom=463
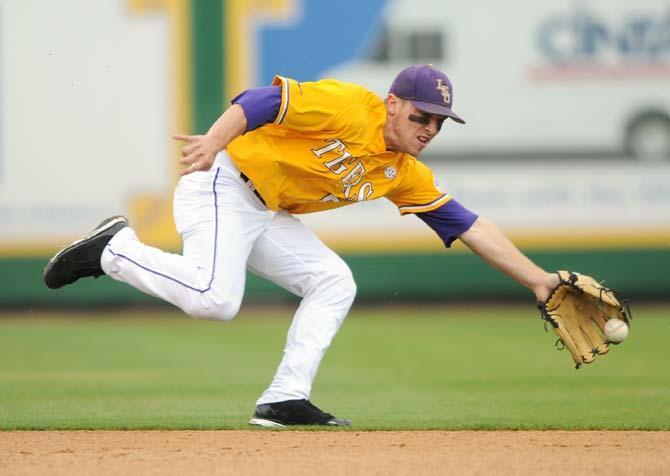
left=43, top=216, right=128, bottom=289
left=249, top=399, right=351, bottom=428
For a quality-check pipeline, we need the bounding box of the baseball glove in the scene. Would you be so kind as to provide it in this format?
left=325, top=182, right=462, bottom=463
left=538, top=271, right=632, bottom=369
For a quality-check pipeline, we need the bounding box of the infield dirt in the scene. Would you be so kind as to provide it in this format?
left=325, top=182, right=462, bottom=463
left=2, top=430, right=668, bottom=475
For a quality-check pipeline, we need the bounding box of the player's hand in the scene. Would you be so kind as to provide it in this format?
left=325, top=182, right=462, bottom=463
left=532, top=272, right=561, bottom=303
left=173, top=133, right=220, bottom=176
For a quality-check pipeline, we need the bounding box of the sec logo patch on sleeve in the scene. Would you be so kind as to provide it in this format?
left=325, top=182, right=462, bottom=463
left=384, top=166, right=397, bottom=179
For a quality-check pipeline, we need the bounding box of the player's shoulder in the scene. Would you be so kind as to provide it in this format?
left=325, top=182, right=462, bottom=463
left=394, top=154, right=437, bottom=186
left=396, top=153, right=431, bottom=173
left=276, top=75, right=382, bottom=108
left=315, top=78, right=382, bottom=107
left=317, top=77, right=375, bottom=93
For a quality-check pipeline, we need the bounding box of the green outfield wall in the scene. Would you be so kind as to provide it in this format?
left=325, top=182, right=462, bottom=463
left=2, top=248, right=667, bottom=307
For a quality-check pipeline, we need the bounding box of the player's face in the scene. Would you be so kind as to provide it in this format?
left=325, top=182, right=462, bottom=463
left=385, top=96, right=446, bottom=156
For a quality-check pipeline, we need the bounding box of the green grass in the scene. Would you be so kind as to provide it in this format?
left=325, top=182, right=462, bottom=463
left=0, top=305, right=668, bottom=430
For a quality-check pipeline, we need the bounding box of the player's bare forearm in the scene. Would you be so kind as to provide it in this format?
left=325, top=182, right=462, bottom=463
left=174, top=104, right=247, bottom=176
left=459, top=217, right=559, bottom=301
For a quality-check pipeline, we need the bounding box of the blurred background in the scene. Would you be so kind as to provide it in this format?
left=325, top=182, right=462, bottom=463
left=1, top=0, right=669, bottom=307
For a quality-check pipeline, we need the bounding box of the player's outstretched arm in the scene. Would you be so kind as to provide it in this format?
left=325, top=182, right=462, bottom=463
left=174, top=104, right=247, bottom=176
left=459, top=217, right=559, bottom=302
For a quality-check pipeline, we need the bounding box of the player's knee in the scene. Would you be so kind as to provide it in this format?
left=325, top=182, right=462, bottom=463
left=319, top=260, right=357, bottom=303
left=338, top=267, right=357, bottom=303
left=184, top=293, right=241, bottom=322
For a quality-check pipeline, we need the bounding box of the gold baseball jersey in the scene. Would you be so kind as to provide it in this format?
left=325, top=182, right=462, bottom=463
left=226, top=76, right=451, bottom=215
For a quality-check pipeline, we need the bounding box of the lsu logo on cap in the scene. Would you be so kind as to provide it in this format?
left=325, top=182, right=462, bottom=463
left=384, top=166, right=397, bottom=179
left=435, top=78, right=451, bottom=104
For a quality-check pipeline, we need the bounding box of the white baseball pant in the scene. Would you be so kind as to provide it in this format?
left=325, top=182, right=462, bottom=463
left=100, top=151, right=356, bottom=404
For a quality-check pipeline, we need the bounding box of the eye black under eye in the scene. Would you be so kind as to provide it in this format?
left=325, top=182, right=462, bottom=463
left=409, top=114, right=444, bottom=131
left=408, top=113, right=430, bottom=126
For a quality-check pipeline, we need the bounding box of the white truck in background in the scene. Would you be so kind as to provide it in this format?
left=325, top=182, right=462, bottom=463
left=326, top=0, right=670, bottom=161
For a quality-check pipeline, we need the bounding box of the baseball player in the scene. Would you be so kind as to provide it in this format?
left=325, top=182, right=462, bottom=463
left=44, top=64, right=560, bottom=427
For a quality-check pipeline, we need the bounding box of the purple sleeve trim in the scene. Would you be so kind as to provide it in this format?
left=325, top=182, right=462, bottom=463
left=416, top=199, right=478, bottom=248
left=231, top=86, right=282, bottom=132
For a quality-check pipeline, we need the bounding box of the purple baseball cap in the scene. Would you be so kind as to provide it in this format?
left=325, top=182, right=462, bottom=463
left=389, top=64, right=465, bottom=124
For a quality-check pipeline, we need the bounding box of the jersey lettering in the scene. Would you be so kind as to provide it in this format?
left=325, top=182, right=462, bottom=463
left=323, top=151, right=354, bottom=174
left=320, top=193, right=341, bottom=203
left=357, top=182, right=374, bottom=201
left=311, top=140, right=375, bottom=203
left=342, top=162, right=366, bottom=200
left=311, top=139, right=345, bottom=158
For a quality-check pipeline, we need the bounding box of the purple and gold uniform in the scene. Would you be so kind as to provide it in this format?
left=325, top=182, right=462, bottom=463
left=229, top=76, right=451, bottom=215
left=229, top=76, right=477, bottom=247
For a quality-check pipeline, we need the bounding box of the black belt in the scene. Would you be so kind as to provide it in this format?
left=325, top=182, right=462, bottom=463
left=240, top=172, right=267, bottom=206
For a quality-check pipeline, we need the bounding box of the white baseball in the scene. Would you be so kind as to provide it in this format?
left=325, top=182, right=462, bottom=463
left=604, top=318, right=629, bottom=343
